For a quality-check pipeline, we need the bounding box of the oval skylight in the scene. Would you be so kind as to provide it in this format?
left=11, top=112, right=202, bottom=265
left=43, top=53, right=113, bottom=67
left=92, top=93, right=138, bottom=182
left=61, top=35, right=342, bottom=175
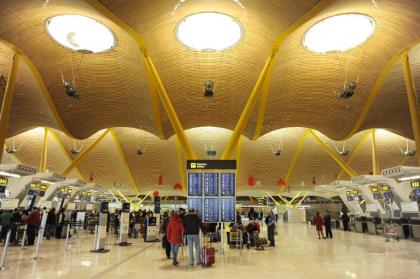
left=176, top=12, right=243, bottom=51
left=45, top=15, right=116, bottom=53
left=302, top=13, right=376, bottom=53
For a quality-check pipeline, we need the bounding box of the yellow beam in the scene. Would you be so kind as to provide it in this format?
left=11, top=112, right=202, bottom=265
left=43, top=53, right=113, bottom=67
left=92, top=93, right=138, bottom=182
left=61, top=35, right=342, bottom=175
left=133, top=191, right=153, bottom=210
left=0, top=39, right=73, bottom=138
left=371, top=129, right=380, bottom=175
left=109, top=190, right=119, bottom=202
left=278, top=195, right=289, bottom=205
left=62, top=129, right=110, bottom=176
left=116, top=189, right=130, bottom=203
left=284, top=129, right=310, bottom=185
left=0, top=52, right=20, bottom=162
left=266, top=192, right=280, bottom=206
left=401, top=51, right=420, bottom=166
left=253, top=62, right=274, bottom=140
left=144, top=57, right=196, bottom=159
left=293, top=192, right=309, bottom=208
left=236, top=135, right=244, bottom=169
left=176, top=136, right=186, bottom=193
left=337, top=130, right=372, bottom=179
left=145, top=62, right=165, bottom=139
left=48, top=129, right=84, bottom=179
left=309, top=130, right=358, bottom=177
left=289, top=191, right=303, bottom=205
left=39, top=127, right=49, bottom=172
left=110, top=128, right=140, bottom=193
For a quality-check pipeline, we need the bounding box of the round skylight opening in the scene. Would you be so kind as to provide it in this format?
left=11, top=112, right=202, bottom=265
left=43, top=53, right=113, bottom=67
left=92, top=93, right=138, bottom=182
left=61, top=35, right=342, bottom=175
left=45, top=15, right=116, bottom=53
left=302, top=13, right=376, bottom=53
left=176, top=12, right=244, bottom=52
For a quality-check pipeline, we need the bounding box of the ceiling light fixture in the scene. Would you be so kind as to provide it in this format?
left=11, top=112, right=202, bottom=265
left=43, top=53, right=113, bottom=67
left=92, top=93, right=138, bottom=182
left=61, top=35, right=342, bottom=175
left=0, top=171, right=21, bottom=179
left=45, top=14, right=116, bottom=53
left=302, top=13, right=375, bottom=53
left=176, top=12, right=243, bottom=51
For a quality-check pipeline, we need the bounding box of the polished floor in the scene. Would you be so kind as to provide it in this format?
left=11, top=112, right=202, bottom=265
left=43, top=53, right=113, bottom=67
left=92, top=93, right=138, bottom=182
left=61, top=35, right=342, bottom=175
left=1, top=223, right=419, bottom=279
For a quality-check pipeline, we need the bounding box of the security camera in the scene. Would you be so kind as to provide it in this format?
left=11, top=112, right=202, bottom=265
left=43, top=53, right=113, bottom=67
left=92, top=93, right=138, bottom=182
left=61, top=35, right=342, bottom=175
left=336, top=81, right=357, bottom=99
left=64, top=81, right=81, bottom=99
left=136, top=146, right=143, bottom=155
left=403, top=150, right=416, bottom=157
left=338, top=150, right=350, bottom=156
left=70, top=146, right=79, bottom=155
left=6, top=147, right=17, bottom=154
left=204, top=80, right=214, bottom=97
left=273, top=149, right=281, bottom=156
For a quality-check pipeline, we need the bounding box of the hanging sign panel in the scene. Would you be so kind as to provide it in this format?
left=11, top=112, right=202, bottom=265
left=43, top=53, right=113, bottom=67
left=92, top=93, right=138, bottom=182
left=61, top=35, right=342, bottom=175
left=188, top=173, right=203, bottom=196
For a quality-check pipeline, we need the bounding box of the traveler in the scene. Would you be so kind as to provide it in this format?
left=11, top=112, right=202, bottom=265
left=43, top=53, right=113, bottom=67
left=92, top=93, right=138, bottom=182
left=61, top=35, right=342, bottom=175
left=314, top=212, right=325, bottom=239
left=183, top=208, right=202, bottom=266
left=160, top=211, right=171, bottom=259
left=0, top=210, right=12, bottom=243
left=245, top=220, right=260, bottom=248
left=167, top=212, right=184, bottom=266
left=55, top=208, right=66, bottom=238
left=266, top=211, right=276, bottom=247
left=324, top=211, right=333, bottom=238
left=236, top=211, right=242, bottom=226
left=26, top=207, right=41, bottom=246
left=45, top=208, right=56, bottom=240
left=11, top=208, right=22, bottom=244
left=342, top=212, right=350, bottom=231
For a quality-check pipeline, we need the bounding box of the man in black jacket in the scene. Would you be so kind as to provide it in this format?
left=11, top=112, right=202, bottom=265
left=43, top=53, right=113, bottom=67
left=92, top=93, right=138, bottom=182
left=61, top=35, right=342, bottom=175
left=45, top=208, right=56, bottom=240
left=324, top=211, right=333, bottom=238
left=183, top=208, right=202, bottom=266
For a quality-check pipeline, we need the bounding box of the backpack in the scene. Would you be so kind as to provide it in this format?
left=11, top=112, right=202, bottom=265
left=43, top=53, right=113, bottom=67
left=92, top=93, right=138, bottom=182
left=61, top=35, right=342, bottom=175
left=264, top=216, right=269, bottom=225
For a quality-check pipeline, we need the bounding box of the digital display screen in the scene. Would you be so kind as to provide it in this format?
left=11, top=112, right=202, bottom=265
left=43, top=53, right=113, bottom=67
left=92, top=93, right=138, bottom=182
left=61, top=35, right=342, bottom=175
left=354, top=195, right=360, bottom=202
left=371, top=187, right=378, bottom=193
left=0, top=186, right=6, bottom=193
left=0, top=178, right=9, bottom=185
left=204, top=173, right=219, bottom=196
left=39, top=191, right=46, bottom=197
left=188, top=198, right=203, bottom=219
left=220, top=173, right=235, bottom=196
left=414, top=189, right=420, bottom=197
left=221, top=198, right=236, bottom=222
left=410, top=180, right=420, bottom=189
left=346, top=191, right=352, bottom=196
left=188, top=173, right=203, bottom=196
left=373, top=192, right=382, bottom=200
left=100, top=202, right=109, bottom=213
left=352, top=190, right=359, bottom=195
left=347, top=196, right=354, bottom=201
left=383, top=191, right=393, bottom=199
left=28, top=189, right=35, bottom=195
left=381, top=185, right=390, bottom=192
left=203, top=198, right=219, bottom=223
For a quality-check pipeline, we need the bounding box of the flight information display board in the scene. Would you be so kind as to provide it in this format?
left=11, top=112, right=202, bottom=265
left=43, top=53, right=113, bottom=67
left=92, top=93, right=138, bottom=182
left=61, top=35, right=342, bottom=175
left=220, top=173, right=235, bottom=196
left=221, top=198, right=235, bottom=222
left=188, top=173, right=203, bottom=196
left=383, top=191, right=393, bottom=199
left=188, top=198, right=203, bottom=219
left=414, top=188, right=420, bottom=197
left=204, top=198, right=219, bottom=223
left=411, top=180, right=420, bottom=188
left=373, top=192, right=382, bottom=200
left=347, top=196, right=354, bottom=202
left=204, top=173, right=219, bottom=196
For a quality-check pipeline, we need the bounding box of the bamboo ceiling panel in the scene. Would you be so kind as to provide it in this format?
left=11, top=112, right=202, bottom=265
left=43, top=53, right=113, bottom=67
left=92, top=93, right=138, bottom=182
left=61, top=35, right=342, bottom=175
left=99, top=0, right=318, bottom=137
left=0, top=0, right=154, bottom=139
left=264, top=0, right=420, bottom=140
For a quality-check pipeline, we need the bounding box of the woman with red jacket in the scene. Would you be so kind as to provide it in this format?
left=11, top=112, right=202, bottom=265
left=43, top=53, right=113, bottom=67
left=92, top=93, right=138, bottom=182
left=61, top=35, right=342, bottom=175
left=166, top=212, right=184, bottom=266
left=314, top=212, right=325, bottom=239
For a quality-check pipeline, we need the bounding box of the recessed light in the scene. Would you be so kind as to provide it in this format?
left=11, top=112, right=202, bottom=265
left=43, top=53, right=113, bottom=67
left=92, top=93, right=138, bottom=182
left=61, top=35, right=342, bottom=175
left=176, top=12, right=243, bottom=51
left=45, top=14, right=116, bottom=53
left=302, top=13, right=376, bottom=53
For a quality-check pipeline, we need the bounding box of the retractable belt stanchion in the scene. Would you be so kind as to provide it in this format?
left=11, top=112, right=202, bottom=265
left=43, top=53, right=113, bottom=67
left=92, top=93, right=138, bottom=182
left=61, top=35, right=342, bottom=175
left=220, top=223, right=225, bottom=255
left=91, top=202, right=110, bottom=253
left=20, top=224, right=27, bottom=250
left=118, top=203, right=132, bottom=246
left=33, top=212, right=48, bottom=260
left=92, top=225, right=98, bottom=251
left=65, top=224, right=71, bottom=250
left=0, top=230, right=11, bottom=270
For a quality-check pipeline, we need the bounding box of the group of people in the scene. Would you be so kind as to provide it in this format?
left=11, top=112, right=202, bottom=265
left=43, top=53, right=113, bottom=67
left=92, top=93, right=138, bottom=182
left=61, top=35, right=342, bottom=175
left=160, top=208, right=202, bottom=266
left=313, top=211, right=333, bottom=239
left=0, top=207, right=66, bottom=246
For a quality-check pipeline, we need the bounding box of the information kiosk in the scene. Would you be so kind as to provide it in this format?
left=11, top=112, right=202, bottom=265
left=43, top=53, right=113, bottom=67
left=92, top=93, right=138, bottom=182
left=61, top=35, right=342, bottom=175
left=118, top=202, right=131, bottom=246
left=187, top=160, right=236, bottom=255
left=91, top=201, right=110, bottom=253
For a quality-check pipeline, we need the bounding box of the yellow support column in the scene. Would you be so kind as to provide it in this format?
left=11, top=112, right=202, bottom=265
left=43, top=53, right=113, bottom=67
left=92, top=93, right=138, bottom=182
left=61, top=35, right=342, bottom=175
left=0, top=52, right=20, bottom=162
left=62, top=129, right=110, bottom=176
left=309, top=130, right=358, bottom=177
left=283, top=130, right=310, bottom=188
left=253, top=63, right=274, bottom=140
left=39, top=128, right=49, bottom=172
left=176, top=136, right=187, bottom=193
left=293, top=192, right=309, bottom=208
left=371, top=129, right=380, bottom=175
left=401, top=51, right=420, bottom=166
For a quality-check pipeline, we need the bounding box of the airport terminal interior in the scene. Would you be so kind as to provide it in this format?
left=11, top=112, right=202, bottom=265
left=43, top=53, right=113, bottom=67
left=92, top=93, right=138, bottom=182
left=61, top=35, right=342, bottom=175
left=0, top=0, right=420, bottom=278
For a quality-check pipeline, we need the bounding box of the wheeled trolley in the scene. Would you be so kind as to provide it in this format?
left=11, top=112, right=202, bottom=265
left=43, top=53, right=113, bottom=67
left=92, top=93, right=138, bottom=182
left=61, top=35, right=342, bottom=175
left=384, top=223, right=400, bottom=242
left=229, top=230, right=242, bottom=249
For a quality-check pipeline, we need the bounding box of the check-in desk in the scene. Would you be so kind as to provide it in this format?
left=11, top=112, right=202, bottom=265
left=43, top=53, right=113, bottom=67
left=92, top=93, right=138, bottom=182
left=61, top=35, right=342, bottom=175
left=409, top=217, right=420, bottom=240
left=366, top=217, right=383, bottom=235
left=355, top=216, right=367, bottom=233
left=389, top=217, right=410, bottom=239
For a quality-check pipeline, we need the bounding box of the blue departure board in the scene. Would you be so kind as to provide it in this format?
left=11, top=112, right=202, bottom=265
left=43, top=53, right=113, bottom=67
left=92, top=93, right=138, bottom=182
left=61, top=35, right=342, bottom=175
left=204, top=173, right=219, bottom=196
left=383, top=191, right=393, bottom=199
left=347, top=196, right=354, bottom=202
left=221, top=198, right=236, bottom=222
left=188, top=198, right=203, bottom=219
left=354, top=195, right=360, bottom=202
left=220, top=173, right=235, bottom=196
left=203, top=198, right=219, bottom=223
left=373, top=193, right=382, bottom=200
left=414, top=189, right=420, bottom=197
left=188, top=173, right=203, bottom=196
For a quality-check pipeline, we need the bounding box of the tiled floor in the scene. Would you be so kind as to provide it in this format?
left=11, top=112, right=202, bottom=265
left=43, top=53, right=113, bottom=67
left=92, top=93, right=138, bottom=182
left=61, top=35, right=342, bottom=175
left=1, top=223, right=419, bottom=279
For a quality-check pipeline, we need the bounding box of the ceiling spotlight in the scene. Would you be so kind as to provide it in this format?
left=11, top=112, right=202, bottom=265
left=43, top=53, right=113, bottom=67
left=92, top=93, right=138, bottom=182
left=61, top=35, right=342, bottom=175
left=45, top=14, right=116, bottom=53
left=336, top=81, right=357, bottom=99
left=303, top=13, right=376, bottom=53
left=204, top=80, right=214, bottom=97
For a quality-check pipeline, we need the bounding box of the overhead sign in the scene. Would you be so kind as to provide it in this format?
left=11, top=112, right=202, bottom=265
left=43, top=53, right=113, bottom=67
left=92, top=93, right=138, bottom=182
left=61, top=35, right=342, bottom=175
left=0, top=199, right=18, bottom=209
left=0, top=178, right=9, bottom=185
left=410, top=180, right=420, bottom=188
left=187, top=160, right=237, bottom=170
left=381, top=184, right=390, bottom=192
left=401, top=201, right=419, bottom=213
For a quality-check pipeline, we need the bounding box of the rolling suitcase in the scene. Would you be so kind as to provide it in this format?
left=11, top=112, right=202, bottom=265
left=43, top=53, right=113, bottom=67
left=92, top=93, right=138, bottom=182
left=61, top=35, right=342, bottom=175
left=202, top=234, right=216, bottom=267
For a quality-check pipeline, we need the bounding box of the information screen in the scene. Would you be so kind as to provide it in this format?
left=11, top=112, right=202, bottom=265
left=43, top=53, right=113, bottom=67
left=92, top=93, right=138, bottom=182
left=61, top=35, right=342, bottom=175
left=354, top=195, right=360, bottom=202
left=381, top=185, right=390, bottom=192
left=0, top=178, right=8, bottom=185
left=370, top=186, right=378, bottom=193
left=414, top=189, right=420, bottom=197
left=346, top=191, right=352, bottom=196
left=410, top=180, right=420, bottom=189
left=188, top=198, right=203, bottom=219
left=220, top=173, right=235, bottom=196
left=204, top=173, right=219, bottom=196
left=221, top=198, right=236, bottom=222
left=347, top=196, right=354, bottom=202
left=383, top=191, right=393, bottom=199
left=373, top=192, right=382, bottom=200
left=188, top=173, right=203, bottom=196
left=203, top=198, right=219, bottom=223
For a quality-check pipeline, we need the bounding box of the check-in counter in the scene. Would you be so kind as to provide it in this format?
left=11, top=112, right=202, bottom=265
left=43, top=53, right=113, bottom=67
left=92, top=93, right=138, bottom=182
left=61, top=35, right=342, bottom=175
left=409, top=217, right=420, bottom=240
left=355, top=216, right=367, bottom=233
left=367, top=217, right=383, bottom=235
left=389, top=217, right=410, bottom=239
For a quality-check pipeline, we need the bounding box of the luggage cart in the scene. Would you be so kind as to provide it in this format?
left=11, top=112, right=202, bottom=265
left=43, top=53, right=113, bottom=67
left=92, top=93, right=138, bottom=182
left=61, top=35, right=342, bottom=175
left=384, top=222, right=400, bottom=242
left=229, top=230, right=242, bottom=249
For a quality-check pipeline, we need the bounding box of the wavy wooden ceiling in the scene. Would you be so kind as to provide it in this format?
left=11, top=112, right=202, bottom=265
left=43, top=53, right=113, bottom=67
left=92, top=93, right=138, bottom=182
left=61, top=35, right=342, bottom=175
left=0, top=1, right=419, bottom=195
